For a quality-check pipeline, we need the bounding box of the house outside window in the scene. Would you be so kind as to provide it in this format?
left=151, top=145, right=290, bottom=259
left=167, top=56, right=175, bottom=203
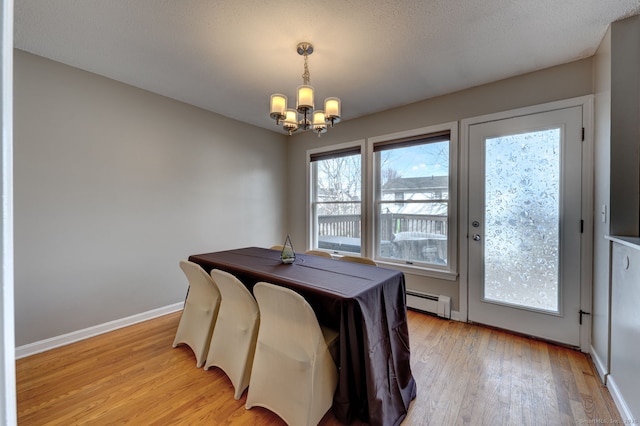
left=374, top=132, right=451, bottom=268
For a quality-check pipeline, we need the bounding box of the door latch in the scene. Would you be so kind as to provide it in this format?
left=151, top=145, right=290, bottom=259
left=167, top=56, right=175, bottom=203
left=579, top=309, right=591, bottom=325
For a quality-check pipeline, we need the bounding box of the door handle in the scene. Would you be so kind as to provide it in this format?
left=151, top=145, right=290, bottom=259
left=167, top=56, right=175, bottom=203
left=472, top=234, right=481, bottom=241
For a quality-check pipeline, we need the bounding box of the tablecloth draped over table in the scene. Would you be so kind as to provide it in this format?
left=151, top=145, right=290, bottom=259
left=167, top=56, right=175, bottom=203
left=188, top=247, right=417, bottom=426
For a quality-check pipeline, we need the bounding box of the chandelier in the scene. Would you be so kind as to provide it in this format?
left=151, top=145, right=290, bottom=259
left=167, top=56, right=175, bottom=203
left=269, top=42, right=341, bottom=136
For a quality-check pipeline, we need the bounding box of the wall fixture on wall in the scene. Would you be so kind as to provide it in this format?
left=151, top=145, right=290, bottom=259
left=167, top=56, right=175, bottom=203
left=269, top=42, right=341, bottom=136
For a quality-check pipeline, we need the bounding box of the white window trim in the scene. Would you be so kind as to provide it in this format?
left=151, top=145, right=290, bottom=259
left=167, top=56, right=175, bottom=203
left=367, top=122, right=458, bottom=280
left=306, top=139, right=366, bottom=253
left=305, top=123, right=460, bottom=280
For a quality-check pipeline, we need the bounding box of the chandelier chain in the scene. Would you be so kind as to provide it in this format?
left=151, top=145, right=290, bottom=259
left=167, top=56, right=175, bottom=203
left=302, top=53, right=310, bottom=85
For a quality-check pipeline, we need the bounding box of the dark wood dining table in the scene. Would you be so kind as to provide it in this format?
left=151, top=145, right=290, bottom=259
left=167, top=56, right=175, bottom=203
left=188, top=247, right=416, bottom=426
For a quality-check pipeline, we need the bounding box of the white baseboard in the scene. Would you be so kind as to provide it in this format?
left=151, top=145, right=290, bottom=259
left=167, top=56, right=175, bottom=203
left=410, top=308, right=461, bottom=322
left=607, top=375, right=635, bottom=422
left=590, top=345, right=609, bottom=384
left=18, top=304, right=461, bottom=359
left=15, top=302, right=184, bottom=359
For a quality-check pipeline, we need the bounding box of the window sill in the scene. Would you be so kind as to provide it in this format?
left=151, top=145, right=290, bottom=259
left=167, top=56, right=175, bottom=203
left=375, top=260, right=458, bottom=281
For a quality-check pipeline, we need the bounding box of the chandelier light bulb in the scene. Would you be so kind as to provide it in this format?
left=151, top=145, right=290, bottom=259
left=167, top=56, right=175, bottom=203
left=324, top=97, right=341, bottom=126
left=297, top=85, right=314, bottom=112
left=283, top=109, right=299, bottom=135
left=270, top=94, right=287, bottom=124
left=313, top=110, right=327, bottom=136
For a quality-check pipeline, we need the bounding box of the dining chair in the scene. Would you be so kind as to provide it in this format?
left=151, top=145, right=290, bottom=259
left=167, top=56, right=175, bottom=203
left=246, top=282, right=339, bottom=426
left=304, top=249, right=332, bottom=258
left=204, top=269, right=260, bottom=400
left=337, top=255, right=377, bottom=266
left=172, top=260, right=221, bottom=368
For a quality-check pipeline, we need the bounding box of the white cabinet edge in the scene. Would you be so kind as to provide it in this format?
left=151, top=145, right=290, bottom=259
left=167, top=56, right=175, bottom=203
left=606, top=235, right=640, bottom=250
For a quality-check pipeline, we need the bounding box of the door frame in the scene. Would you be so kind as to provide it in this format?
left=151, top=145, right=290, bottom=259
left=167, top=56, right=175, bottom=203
left=459, top=95, right=594, bottom=352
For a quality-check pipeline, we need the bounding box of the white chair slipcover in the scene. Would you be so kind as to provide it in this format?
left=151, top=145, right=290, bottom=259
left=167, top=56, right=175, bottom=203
left=246, top=282, right=338, bottom=426
left=337, top=255, right=377, bottom=266
left=204, top=269, right=260, bottom=400
left=304, top=250, right=333, bottom=258
left=172, top=260, right=221, bottom=368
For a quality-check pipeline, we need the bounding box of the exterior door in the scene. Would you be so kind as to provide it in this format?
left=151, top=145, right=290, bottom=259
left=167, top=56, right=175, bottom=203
left=467, top=106, right=583, bottom=346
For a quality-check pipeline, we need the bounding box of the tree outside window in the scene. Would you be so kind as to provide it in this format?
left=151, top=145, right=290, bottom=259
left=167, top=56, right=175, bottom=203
left=310, top=149, right=362, bottom=254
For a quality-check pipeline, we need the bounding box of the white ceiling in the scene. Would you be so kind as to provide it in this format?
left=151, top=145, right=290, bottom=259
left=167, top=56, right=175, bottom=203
left=14, top=0, right=640, bottom=134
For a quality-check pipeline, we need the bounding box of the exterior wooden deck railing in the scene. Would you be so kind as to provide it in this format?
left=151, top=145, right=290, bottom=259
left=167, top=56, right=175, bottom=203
left=318, top=213, right=448, bottom=241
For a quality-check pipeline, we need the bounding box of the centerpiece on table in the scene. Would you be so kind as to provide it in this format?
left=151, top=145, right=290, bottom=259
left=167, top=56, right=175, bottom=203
left=280, top=235, right=296, bottom=264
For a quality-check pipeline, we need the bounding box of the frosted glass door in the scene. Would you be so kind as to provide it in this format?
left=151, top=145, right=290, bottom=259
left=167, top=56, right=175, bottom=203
left=484, top=130, right=560, bottom=312
left=468, top=106, right=583, bottom=347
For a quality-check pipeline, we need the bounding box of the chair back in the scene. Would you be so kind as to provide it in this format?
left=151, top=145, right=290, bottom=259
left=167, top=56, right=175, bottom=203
left=173, top=260, right=221, bottom=367
left=305, top=249, right=332, bottom=258
left=338, top=255, right=377, bottom=266
left=248, top=282, right=338, bottom=425
left=205, top=269, right=260, bottom=399
left=179, top=260, right=221, bottom=308
left=210, top=269, right=259, bottom=328
left=253, top=282, right=327, bottom=361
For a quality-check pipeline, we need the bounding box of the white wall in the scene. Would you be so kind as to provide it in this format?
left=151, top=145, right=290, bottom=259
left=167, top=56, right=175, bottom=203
left=287, top=59, right=595, bottom=312
left=592, top=26, right=612, bottom=381
left=13, top=50, right=287, bottom=347
left=1, top=0, right=16, bottom=423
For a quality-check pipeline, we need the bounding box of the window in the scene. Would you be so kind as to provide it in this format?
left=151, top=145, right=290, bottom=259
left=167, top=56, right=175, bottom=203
left=374, top=131, right=451, bottom=269
left=309, top=145, right=362, bottom=254
left=307, top=123, right=457, bottom=278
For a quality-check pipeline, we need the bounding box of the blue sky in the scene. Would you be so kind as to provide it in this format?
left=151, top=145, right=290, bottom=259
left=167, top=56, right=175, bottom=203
left=382, top=141, right=449, bottom=178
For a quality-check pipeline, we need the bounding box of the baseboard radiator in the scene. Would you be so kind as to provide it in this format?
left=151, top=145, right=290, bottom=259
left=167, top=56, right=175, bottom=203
left=406, top=290, right=451, bottom=319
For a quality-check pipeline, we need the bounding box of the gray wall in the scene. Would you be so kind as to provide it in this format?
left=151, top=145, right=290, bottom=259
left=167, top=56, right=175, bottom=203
left=592, top=26, right=612, bottom=380
left=12, top=50, right=598, bottom=342
left=610, top=15, right=640, bottom=236
left=592, top=14, right=640, bottom=385
left=13, top=50, right=287, bottom=346
left=287, top=58, right=594, bottom=312
left=613, top=14, right=640, bottom=415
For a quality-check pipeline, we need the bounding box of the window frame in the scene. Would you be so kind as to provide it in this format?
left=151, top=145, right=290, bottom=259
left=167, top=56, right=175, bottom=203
left=306, top=140, right=366, bottom=256
left=305, top=122, right=458, bottom=281
left=368, top=123, right=458, bottom=280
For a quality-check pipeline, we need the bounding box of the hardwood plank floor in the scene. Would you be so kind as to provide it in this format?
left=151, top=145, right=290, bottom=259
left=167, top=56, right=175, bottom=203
left=17, top=310, right=621, bottom=425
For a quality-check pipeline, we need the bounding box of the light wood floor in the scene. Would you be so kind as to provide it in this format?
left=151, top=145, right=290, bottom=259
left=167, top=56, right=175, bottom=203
left=17, top=310, right=621, bottom=425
